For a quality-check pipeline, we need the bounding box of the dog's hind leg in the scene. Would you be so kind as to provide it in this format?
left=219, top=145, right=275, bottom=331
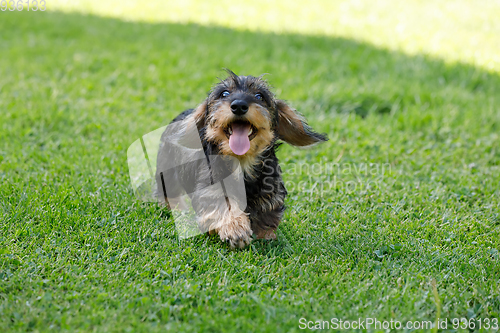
left=250, top=206, right=284, bottom=241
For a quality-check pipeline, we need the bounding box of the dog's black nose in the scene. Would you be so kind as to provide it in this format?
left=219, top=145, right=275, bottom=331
left=230, top=100, right=249, bottom=115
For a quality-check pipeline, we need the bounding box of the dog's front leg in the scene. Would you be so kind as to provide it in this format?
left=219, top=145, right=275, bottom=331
left=213, top=204, right=252, bottom=249
left=197, top=198, right=252, bottom=249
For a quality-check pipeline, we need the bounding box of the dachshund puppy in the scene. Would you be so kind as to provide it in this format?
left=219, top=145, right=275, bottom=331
left=156, top=70, right=328, bottom=248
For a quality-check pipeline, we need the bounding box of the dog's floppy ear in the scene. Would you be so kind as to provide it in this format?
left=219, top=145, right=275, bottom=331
left=192, top=100, right=208, bottom=129
left=176, top=100, right=207, bottom=149
left=277, top=100, right=328, bottom=146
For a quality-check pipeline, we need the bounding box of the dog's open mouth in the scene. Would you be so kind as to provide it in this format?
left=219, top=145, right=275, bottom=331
left=224, top=120, right=258, bottom=155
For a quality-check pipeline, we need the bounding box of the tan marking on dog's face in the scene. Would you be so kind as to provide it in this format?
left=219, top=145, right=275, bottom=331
left=192, top=101, right=208, bottom=129
left=205, top=101, right=274, bottom=174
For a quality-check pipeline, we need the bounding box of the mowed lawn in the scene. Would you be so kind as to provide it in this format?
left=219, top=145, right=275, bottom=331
left=1, top=1, right=500, bottom=332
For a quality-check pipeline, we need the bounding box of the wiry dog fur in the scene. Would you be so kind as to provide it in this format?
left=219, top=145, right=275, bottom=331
left=156, top=70, right=328, bottom=248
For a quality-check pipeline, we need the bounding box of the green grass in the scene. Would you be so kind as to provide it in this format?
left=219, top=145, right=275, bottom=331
left=1, top=3, right=500, bottom=332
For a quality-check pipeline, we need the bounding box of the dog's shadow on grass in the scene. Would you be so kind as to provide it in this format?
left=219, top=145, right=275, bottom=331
left=250, top=238, right=291, bottom=258
left=179, top=232, right=291, bottom=258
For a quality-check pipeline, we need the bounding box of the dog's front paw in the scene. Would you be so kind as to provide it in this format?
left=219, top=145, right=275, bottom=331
left=218, top=214, right=252, bottom=249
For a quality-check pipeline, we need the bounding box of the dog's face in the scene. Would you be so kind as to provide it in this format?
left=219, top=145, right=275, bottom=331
left=193, top=70, right=327, bottom=169
left=203, top=71, right=276, bottom=161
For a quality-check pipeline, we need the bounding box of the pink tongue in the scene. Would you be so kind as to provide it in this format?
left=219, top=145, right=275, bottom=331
left=229, top=123, right=251, bottom=155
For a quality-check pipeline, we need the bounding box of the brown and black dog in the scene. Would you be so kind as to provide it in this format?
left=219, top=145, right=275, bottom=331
left=156, top=70, right=328, bottom=248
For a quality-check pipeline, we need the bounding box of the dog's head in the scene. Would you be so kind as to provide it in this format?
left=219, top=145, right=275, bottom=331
left=193, top=70, right=328, bottom=166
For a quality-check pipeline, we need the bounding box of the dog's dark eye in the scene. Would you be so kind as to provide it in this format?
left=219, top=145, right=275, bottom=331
left=255, top=93, right=263, bottom=101
left=221, top=91, right=230, bottom=98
